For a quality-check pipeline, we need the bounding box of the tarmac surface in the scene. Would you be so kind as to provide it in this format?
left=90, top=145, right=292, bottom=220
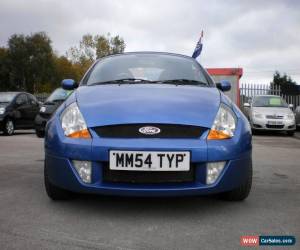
left=0, top=130, right=299, bottom=249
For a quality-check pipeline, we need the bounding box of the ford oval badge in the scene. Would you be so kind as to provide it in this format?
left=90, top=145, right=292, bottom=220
left=139, top=126, right=161, bottom=135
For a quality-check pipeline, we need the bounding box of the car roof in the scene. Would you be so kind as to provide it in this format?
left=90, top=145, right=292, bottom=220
left=0, top=91, right=22, bottom=94
left=97, top=51, right=196, bottom=61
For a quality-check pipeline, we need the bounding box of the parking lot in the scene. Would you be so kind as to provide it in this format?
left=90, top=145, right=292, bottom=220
left=0, top=131, right=299, bottom=250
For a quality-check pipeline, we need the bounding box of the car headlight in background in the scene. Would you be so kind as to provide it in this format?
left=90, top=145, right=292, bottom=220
left=61, top=102, right=91, bottom=139
left=286, top=114, right=295, bottom=120
left=252, top=111, right=263, bottom=119
left=0, top=107, right=5, bottom=115
left=40, top=106, right=46, bottom=113
left=207, top=104, right=237, bottom=140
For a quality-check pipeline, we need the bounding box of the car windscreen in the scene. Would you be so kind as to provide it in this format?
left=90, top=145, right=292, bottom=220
left=47, top=88, right=72, bottom=102
left=0, top=93, right=17, bottom=103
left=86, top=54, right=210, bottom=85
left=252, top=96, right=288, bottom=108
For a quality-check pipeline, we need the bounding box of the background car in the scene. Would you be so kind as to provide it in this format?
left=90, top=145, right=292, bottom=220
left=295, top=106, right=300, bottom=130
left=35, top=88, right=73, bottom=138
left=0, top=92, right=40, bottom=135
left=44, top=52, right=252, bottom=202
left=244, top=95, right=296, bottom=135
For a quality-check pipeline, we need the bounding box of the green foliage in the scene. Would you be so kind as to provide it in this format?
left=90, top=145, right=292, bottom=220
left=67, top=33, right=126, bottom=65
left=2, top=32, right=55, bottom=92
left=0, top=32, right=126, bottom=93
left=271, top=71, right=296, bottom=87
left=0, top=47, right=10, bottom=91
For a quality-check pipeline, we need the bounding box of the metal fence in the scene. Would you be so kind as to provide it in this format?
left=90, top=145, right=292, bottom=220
left=240, top=83, right=300, bottom=110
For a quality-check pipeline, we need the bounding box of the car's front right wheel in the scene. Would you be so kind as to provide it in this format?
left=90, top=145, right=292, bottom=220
left=219, top=161, right=252, bottom=201
left=44, top=161, right=74, bottom=200
left=3, top=118, right=14, bottom=136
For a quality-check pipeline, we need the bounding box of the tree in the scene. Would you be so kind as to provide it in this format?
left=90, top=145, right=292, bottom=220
left=270, top=71, right=298, bottom=96
left=26, top=32, right=55, bottom=92
left=0, top=47, right=10, bottom=91
left=0, top=32, right=126, bottom=93
left=271, top=71, right=296, bottom=87
left=67, top=33, right=125, bottom=68
left=6, top=32, right=55, bottom=92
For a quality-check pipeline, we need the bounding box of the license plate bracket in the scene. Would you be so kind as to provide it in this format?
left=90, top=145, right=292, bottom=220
left=267, top=120, right=283, bottom=125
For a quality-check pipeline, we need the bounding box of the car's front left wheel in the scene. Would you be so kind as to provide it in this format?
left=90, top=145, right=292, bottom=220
left=44, top=162, right=74, bottom=200
left=35, top=129, right=45, bottom=138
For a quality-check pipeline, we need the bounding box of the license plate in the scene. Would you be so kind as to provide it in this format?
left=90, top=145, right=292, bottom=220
left=109, top=150, right=190, bottom=171
left=267, top=121, right=283, bottom=125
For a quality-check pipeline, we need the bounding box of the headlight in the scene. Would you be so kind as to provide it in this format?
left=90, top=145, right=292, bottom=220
left=61, top=102, right=91, bottom=139
left=286, top=114, right=295, bottom=120
left=40, top=106, right=46, bottom=113
left=0, top=107, right=5, bottom=115
left=207, top=104, right=237, bottom=140
left=252, top=111, right=263, bottom=119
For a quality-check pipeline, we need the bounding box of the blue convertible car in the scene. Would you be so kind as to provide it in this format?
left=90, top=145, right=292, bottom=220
left=44, top=52, right=252, bottom=201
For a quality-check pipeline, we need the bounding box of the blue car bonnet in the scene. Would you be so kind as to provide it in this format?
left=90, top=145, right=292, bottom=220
left=75, top=84, right=221, bottom=128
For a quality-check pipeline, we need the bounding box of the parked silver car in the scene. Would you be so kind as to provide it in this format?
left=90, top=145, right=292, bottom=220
left=295, top=106, right=300, bottom=129
left=244, top=95, right=296, bottom=135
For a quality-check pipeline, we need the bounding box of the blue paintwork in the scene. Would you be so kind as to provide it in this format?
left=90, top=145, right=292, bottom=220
left=76, top=85, right=220, bottom=128
left=45, top=52, right=252, bottom=197
left=62, top=79, right=77, bottom=90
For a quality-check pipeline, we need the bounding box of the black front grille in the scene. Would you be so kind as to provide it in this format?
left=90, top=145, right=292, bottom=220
left=266, top=115, right=283, bottom=119
left=39, top=113, right=51, bottom=119
left=266, top=124, right=284, bottom=129
left=102, top=163, right=195, bottom=184
left=94, top=124, right=205, bottom=138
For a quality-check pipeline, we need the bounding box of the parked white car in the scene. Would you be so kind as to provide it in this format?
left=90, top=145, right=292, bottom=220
left=244, top=95, right=296, bottom=135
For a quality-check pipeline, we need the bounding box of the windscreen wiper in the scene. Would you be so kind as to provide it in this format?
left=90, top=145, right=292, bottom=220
left=90, top=78, right=159, bottom=85
left=158, top=79, right=208, bottom=86
left=53, top=99, right=66, bottom=102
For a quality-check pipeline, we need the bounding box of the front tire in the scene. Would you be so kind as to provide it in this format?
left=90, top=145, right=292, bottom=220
left=44, top=162, right=73, bottom=200
left=251, top=129, right=257, bottom=135
left=3, top=118, right=14, bottom=136
left=219, top=161, right=252, bottom=201
left=35, top=129, right=45, bottom=138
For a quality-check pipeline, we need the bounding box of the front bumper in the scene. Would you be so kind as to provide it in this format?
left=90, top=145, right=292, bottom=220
left=35, top=114, right=49, bottom=132
left=251, top=117, right=295, bottom=131
left=45, top=154, right=252, bottom=196
left=0, top=116, right=6, bottom=130
left=44, top=115, right=252, bottom=197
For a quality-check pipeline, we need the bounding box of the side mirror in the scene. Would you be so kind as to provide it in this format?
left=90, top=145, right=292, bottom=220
left=216, top=80, right=231, bottom=92
left=288, top=104, right=294, bottom=109
left=62, top=79, right=78, bottom=90
left=244, top=103, right=250, bottom=108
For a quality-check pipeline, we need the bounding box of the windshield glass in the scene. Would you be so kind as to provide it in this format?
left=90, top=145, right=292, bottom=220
left=252, top=96, right=288, bottom=108
left=47, top=88, right=72, bottom=102
left=86, top=53, right=209, bottom=85
left=0, top=93, right=17, bottom=103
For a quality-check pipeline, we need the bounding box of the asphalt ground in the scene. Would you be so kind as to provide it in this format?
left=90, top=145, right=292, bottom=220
left=0, top=130, right=299, bottom=250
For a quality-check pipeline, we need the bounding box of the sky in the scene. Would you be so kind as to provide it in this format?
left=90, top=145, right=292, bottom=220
left=1, top=0, right=300, bottom=84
